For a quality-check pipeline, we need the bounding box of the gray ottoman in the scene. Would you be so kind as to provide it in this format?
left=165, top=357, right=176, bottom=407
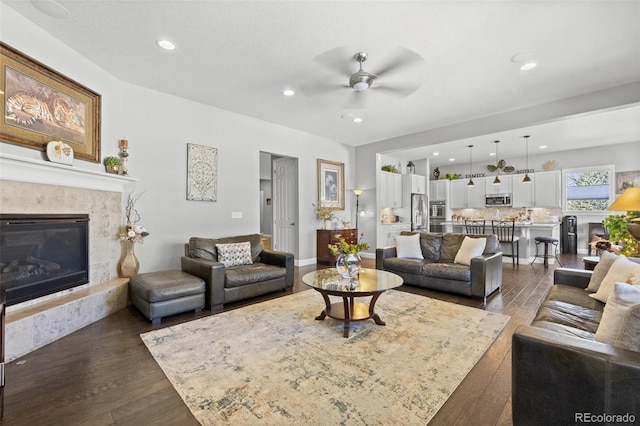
left=129, top=270, right=205, bottom=325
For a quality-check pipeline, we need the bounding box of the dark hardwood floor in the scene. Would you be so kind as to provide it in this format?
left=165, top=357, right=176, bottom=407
left=1, top=254, right=585, bottom=425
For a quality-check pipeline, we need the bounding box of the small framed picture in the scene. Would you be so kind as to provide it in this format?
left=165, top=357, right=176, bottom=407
left=317, top=159, right=344, bottom=210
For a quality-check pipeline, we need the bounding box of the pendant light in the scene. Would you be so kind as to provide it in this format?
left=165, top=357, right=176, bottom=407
left=467, top=145, right=474, bottom=187
left=493, top=140, right=501, bottom=185
left=522, top=135, right=532, bottom=183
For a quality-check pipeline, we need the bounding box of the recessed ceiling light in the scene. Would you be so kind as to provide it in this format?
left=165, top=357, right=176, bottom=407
left=539, top=145, right=548, bottom=149
left=432, top=152, right=439, bottom=156
left=520, top=62, right=537, bottom=71
left=489, top=152, right=496, bottom=156
left=282, top=89, right=295, bottom=96
left=353, top=117, right=363, bottom=123
left=449, top=158, right=455, bottom=162
left=31, top=0, right=69, bottom=19
left=157, top=40, right=176, bottom=50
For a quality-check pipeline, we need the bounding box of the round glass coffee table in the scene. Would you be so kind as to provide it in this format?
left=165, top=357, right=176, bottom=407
left=302, top=268, right=403, bottom=337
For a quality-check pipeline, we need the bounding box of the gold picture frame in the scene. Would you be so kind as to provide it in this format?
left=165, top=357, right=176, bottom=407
left=1, top=42, right=101, bottom=163
left=317, top=158, right=344, bottom=210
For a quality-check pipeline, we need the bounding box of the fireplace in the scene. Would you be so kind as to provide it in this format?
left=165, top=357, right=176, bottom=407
left=0, top=214, right=89, bottom=306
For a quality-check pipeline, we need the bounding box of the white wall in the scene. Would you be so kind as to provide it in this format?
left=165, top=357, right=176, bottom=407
left=1, top=5, right=356, bottom=269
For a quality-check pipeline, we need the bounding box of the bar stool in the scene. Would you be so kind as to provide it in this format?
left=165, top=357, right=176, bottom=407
left=531, top=236, right=563, bottom=268
left=465, top=220, right=486, bottom=234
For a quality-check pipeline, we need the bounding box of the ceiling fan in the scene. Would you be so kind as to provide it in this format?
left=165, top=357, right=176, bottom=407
left=303, top=47, right=424, bottom=109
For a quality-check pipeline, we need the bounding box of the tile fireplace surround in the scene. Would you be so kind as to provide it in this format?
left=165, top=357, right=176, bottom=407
left=0, top=153, right=136, bottom=361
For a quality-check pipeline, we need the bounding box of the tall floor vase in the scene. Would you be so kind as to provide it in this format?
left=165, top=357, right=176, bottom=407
left=119, top=240, right=140, bottom=278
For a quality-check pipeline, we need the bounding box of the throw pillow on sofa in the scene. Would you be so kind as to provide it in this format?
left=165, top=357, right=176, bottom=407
left=595, top=282, right=640, bottom=348
left=589, top=255, right=640, bottom=303
left=454, top=236, right=487, bottom=266
left=586, top=250, right=619, bottom=292
left=216, top=242, right=253, bottom=267
left=395, top=234, right=424, bottom=259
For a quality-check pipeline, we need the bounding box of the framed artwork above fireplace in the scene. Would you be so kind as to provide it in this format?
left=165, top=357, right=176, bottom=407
left=0, top=42, right=101, bottom=163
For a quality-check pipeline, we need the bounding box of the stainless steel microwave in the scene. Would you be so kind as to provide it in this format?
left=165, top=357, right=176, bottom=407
left=485, top=194, right=512, bottom=206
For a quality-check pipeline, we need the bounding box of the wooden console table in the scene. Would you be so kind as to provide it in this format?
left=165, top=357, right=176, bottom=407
left=316, top=229, right=357, bottom=265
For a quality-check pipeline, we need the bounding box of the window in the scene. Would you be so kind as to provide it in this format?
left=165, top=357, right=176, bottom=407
left=563, top=165, right=614, bottom=212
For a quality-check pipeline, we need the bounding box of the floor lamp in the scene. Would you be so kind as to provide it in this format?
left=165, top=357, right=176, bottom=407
left=353, top=189, right=363, bottom=230
left=608, top=187, right=640, bottom=256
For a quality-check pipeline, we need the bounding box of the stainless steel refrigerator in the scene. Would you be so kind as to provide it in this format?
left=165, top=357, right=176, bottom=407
left=411, top=193, right=428, bottom=231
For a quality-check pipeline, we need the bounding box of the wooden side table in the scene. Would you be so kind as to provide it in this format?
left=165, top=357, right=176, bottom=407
left=316, top=229, right=357, bottom=265
left=583, top=256, right=600, bottom=271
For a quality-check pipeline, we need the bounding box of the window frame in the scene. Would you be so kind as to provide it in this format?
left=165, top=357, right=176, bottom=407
left=562, top=165, right=615, bottom=214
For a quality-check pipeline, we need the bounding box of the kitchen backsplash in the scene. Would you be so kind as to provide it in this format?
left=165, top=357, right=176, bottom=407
left=450, top=206, right=563, bottom=223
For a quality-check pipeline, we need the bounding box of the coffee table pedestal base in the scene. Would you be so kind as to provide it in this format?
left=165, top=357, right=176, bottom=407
left=315, top=292, right=384, bottom=338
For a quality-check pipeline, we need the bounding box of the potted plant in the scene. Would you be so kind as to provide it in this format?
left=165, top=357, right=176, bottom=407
left=103, top=156, right=121, bottom=174
left=604, top=213, right=639, bottom=257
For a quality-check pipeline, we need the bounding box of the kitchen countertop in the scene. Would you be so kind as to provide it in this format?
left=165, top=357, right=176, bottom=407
left=439, top=221, right=560, bottom=228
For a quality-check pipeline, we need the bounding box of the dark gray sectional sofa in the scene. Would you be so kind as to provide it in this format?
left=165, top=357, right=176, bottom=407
left=512, top=263, right=640, bottom=425
left=375, top=232, right=503, bottom=301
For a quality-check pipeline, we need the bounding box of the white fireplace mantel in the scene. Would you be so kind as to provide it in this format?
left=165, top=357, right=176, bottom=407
left=0, top=153, right=137, bottom=192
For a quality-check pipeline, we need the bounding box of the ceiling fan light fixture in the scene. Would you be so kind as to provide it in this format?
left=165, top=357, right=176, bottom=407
left=353, top=81, right=370, bottom=90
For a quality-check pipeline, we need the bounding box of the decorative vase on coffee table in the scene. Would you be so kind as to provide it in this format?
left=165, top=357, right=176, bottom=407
left=336, top=252, right=362, bottom=289
left=120, top=240, right=140, bottom=278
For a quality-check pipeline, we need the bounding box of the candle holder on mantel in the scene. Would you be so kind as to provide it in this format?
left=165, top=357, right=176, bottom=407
left=119, top=139, right=129, bottom=176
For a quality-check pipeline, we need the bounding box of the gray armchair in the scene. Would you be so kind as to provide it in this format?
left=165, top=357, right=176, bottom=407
left=181, top=233, right=294, bottom=312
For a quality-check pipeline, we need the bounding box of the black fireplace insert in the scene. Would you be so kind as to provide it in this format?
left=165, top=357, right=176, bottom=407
left=0, top=214, right=89, bottom=306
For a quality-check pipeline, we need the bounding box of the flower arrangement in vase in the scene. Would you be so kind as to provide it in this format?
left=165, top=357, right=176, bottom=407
left=118, top=191, right=150, bottom=277
left=313, top=203, right=336, bottom=230
left=328, top=233, right=369, bottom=287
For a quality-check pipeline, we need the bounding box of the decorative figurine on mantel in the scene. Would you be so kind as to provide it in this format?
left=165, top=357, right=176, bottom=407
left=119, top=139, right=130, bottom=176
left=433, top=167, right=440, bottom=180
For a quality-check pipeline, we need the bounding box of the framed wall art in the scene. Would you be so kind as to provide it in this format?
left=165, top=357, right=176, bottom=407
left=0, top=42, right=101, bottom=163
left=317, top=158, right=344, bottom=210
left=616, top=170, right=640, bottom=194
left=187, top=143, right=218, bottom=201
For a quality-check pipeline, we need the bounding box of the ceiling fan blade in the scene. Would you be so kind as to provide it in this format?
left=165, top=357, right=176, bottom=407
left=372, top=47, right=424, bottom=78
left=344, top=91, right=368, bottom=109
left=312, top=47, right=356, bottom=78
left=373, top=82, right=422, bottom=97
left=299, top=81, right=344, bottom=97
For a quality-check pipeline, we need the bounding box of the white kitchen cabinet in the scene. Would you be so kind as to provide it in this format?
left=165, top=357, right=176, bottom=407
left=484, top=175, right=512, bottom=194
left=403, top=174, right=426, bottom=195
left=512, top=173, right=534, bottom=207
left=533, top=171, right=562, bottom=207
left=450, top=179, right=485, bottom=209
left=380, top=171, right=402, bottom=208
left=429, top=180, right=449, bottom=201
left=379, top=222, right=412, bottom=247
left=511, top=171, right=561, bottom=207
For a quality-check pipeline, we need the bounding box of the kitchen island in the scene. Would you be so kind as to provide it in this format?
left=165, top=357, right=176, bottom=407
left=438, top=221, right=561, bottom=265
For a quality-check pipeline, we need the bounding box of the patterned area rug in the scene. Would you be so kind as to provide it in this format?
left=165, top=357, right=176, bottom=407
left=141, top=289, right=509, bottom=425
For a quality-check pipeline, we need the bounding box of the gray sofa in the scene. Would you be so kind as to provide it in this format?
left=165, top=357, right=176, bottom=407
left=375, top=232, right=503, bottom=301
left=181, top=233, right=294, bottom=312
left=512, top=264, right=640, bottom=425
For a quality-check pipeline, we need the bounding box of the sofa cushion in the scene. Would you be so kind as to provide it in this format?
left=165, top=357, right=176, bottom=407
left=224, top=262, right=287, bottom=288
left=586, top=250, right=618, bottom=292
left=615, top=304, right=640, bottom=352
left=395, top=233, right=423, bottom=259
left=383, top=257, right=428, bottom=275
left=534, top=299, right=603, bottom=334
left=423, top=262, right=471, bottom=282
left=589, top=255, right=640, bottom=303
left=188, top=234, right=264, bottom=262
left=454, top=236, right=487, bottom=266
left=440, top=234, right=467, bottom=262
left=420, top=233, right=443, bottom=261
left=216, top=242, right=253, bottom=267
left=545, top=284, right=605, bottom=311
left=529, top=320, right=596, bottom=340
left=595, top=282, right=640, bottom=346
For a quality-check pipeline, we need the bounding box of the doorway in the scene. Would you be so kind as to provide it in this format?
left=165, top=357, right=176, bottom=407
left=259, top=152, right=298, bottom=257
